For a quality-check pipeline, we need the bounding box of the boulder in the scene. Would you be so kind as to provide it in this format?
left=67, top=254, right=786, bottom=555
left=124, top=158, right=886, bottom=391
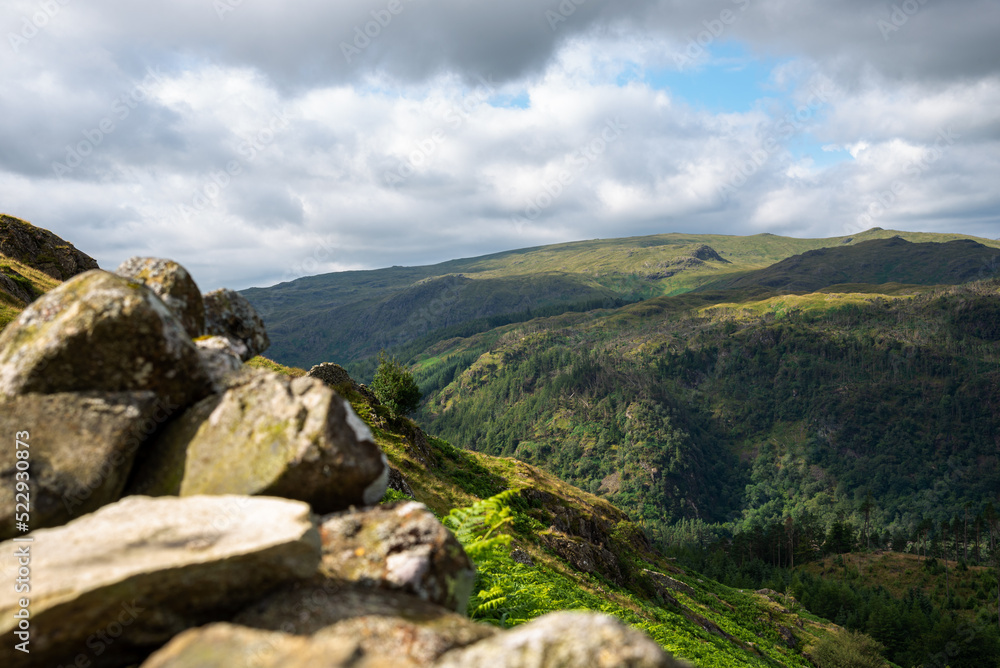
left=434, top=611, right=688, bottom=668
left=127, top=371, right=389, bottom=513
left=116, top=257, right=205, bottom=338
left=0, top=495, right=321, bottom=668
left=0, top=213, right=99, bottom=280
left=204, top=288, right=269, bottom=360
left=141, top=623, right=405, bottom=668
left=309, top=362, right=354, bottom=388
left=319, top=501, right=475, bottom=613
left=0, top=270, right=213, bottom=409
left=234, top=580, right=496, bottom=665
left=194, top=335, right=246, bottom=391
left=0, top=392, right=163, bottom=540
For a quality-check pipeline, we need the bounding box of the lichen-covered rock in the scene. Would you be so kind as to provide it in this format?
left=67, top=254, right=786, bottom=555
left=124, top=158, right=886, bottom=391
left=127, top=371, right=389, bottom=513
left=433, top=611, right=688, bottom=668
left=0, top=392, right=163, bottom=540
left=117, top=256, right=205, bottom=338
left=309, top=362, right=354, bottom=388
left=0, top=213, right=99, bottom=280
left=140, top=623, right=406, bottom=668
left=234, top=580, right=496, bottom=665
left=194, top=335, right=246, bottom=391
left=320, top=501, right=475, bottom=613
left=204, top=288, right=269, bottom=360
left=0, top=270, right=213, bottom=409
left=0, top=495, right=321, bottom=668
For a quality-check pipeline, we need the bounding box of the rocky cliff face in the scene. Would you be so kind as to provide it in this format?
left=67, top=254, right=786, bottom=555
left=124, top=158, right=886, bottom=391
left=0, top=256, right=686, bottom=668
left=0, top=214, right=99, bottom=281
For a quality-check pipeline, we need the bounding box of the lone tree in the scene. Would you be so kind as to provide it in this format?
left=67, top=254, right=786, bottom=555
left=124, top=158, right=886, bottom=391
left=371, top=352, right=422, bottom=415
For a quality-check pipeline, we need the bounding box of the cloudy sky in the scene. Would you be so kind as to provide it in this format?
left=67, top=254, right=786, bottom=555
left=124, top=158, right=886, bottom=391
left=2, top=0, right=998, bottom=290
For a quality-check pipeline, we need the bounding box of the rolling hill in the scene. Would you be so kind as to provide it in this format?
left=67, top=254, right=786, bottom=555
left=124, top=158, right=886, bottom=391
left=242, top=227, right=1000, bottom=371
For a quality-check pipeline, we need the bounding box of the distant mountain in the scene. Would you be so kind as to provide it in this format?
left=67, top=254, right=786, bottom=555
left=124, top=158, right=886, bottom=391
left=243, top=227, right=1000, bottom=372
left=711, top=237, right=1000, bottom=292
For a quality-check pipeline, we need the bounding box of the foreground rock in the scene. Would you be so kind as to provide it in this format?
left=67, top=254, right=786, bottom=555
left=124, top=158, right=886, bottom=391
left=0, top=213, right=99, bottom=280
left=0, top=495, right=320, bottom=668
left=235, top=580, right=496, bottom=665
left=128, top=371, right=389, bottom=513
left=204, top=288, right=269, bottom=360
left=194, top=335, right=246, bottom=390
left=434, top=611, right=687, bottom=668
left=141, top=623, right=406, bottom=668
left=0, top=270, right=212, bottom=408
left=320, top=501, right=476, bottom=613
left=0, top=392, right=162, bottom=540
left=117, top=256, right=205, bottom=338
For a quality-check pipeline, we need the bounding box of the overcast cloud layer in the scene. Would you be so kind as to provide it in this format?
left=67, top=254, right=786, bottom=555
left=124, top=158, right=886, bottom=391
left=2, top=0, right=998, bottom=289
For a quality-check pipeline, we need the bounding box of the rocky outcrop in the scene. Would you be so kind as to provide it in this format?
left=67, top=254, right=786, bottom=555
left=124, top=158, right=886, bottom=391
left=127, top=370, right=389, bottom=513
left=0, top=213, right=99, bottom=280
left=0, top=392, right=162, bottom=540
left=204, top=288, right=270, bottom=360
left=320, top=501, right=476, bottom=613
left=117, top=256, right=205, bottom=338
left=0, top=270, right=213, bottom=409
left=0, top=495, right=320, bottom=668
left=434, top=611, right=685, bottom=668
left=0, top=252, right=689, bottom=668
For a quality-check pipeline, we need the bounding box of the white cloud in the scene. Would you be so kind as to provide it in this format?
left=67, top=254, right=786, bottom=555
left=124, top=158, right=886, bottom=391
left=0, top=0, right=997, bottom=290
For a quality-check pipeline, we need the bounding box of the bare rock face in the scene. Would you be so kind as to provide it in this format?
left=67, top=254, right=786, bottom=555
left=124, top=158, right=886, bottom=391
left=0, top=270, right=213, bottom=409
left=234, top=580, right=496, bottom=666
left=140, top=623, right=405, bottom=668
left=127, top=371, right=389, bottom=513
left=319, top=501, right=476, bottom=613
left=0, top=213, right=99, bottom=280
left=0, top=495, right=321, bottom=668
left=116, top=256, right=205, bottom=338
left=203, top=288, right=270, bottom=360
left=0, top=392, right=163, bottom=540
left=434, top=611, right=689, bottom=668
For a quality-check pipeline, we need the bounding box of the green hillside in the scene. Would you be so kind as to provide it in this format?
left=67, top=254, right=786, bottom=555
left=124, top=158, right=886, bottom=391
left=710, top=237, right=1000, bottom=292
left=242, top=227, right=1000, bottom=371
left=255, top=355, right=888, bottom=667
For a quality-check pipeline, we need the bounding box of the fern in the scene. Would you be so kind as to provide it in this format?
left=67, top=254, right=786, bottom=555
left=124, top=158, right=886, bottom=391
left=443, top=489, right=516, bottom=560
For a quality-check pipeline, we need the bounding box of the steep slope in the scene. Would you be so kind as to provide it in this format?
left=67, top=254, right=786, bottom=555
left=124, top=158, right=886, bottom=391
left=413, top=276, right=1000, bottom=536
left=257, top=357, right=880, bottom=667
left=243, top=227, right=1000, bottom=371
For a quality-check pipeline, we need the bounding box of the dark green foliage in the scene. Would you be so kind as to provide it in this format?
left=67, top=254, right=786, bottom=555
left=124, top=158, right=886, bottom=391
left=371, top=352, right=422, bottom=415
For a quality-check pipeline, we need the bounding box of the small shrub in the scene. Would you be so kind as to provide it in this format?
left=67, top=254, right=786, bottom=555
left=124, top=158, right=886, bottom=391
left=371, top=352, right=422, bottom=415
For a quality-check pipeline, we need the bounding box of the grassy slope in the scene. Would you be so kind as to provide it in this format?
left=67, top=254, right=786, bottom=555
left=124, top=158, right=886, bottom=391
left=0, top=254, right=61, bottom=328
left=253, top=355, right=874, bottom=667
